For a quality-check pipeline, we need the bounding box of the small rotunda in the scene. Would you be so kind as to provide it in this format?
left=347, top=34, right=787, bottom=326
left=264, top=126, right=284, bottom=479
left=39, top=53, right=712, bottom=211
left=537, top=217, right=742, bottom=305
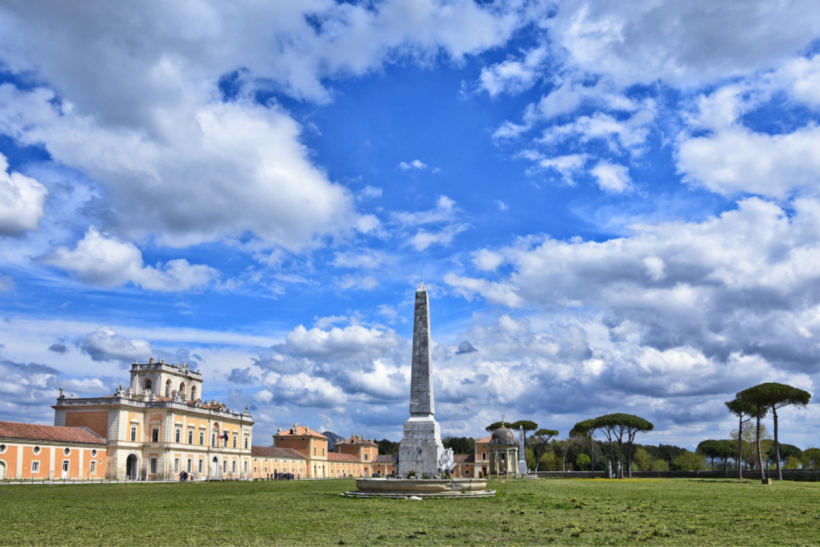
left=488, top=422, right=519, bottom=477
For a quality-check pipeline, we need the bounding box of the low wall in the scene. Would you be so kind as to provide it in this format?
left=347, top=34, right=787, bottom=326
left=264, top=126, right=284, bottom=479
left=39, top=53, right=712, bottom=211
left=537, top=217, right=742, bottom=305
left=534, top=469, right=820, bottom=481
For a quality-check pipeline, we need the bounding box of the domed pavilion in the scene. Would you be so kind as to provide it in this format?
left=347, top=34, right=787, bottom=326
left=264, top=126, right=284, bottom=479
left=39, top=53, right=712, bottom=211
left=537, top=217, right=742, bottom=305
left=488, top=422, right=520, bottom=478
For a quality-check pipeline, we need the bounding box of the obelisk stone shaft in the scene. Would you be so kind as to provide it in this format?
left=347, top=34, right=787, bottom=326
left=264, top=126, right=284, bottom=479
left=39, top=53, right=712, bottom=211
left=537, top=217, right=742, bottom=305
left=410, top=283, right=434, bottom=416
left=398, top=282, right=444, bottom=478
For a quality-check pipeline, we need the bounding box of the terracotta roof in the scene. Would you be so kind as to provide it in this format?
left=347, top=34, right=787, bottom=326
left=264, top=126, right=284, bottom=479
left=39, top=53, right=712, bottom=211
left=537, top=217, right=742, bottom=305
left=251, top=446, right=306, bottom=460
left=337, top=435, right=377, bottom=446
left=476, top=435, right=491, bottom=443
left=327, top=452, right=361, bottom=463
left=275, top=425, right=326, bottom=438
left=374, top=455, right=394, bottom=463
left=0, top=421, right=106, bottom=445
left=454, top=454, right=475, bottom=463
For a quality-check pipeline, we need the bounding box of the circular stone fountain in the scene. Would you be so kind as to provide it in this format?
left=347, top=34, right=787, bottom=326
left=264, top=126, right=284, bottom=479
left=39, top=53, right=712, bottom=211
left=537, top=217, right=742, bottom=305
left=344, top=477, right=494, bottom=498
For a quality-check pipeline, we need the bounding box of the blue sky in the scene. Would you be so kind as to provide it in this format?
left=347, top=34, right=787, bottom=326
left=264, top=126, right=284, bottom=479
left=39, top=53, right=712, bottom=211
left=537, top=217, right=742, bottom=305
left=2, top=0, right=820, bottom=449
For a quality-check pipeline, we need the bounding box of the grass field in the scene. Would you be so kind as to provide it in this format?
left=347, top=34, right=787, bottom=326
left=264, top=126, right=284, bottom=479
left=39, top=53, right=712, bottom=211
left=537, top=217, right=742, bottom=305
left=2, top=478, right=819, bottom=546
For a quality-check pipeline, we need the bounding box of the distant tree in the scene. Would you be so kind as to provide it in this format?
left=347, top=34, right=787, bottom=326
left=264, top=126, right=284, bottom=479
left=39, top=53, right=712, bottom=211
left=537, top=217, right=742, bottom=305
left=510, top=420, right=538, bottom=449
left=376, top=438, right=400, bottom=455
left=576, top=453, right=591, bottom=471
left=673, top=451, right=705, bottom=471
left=767, top=443, right=802, bottom=469
left=739, top=383, right=811, bottom=481
left=570, top=419, right=598, bottom=478
left=696, top=440, right=734, bottom=471
left=442, top=436, right=475, bottom=455
left=529, top=428, right=559, bottom=472
left=540, top=450, right=561, bottom=471
left=592, top=413, right=653, bottom=478
left=801, top=448, right=820, bottom=468
left=726, top=397, right=767, bottom=479
left=631, top=448, right=652, bottom=471
left=730, top=424, right=771, bottom=470
left=649, top=444, right=686, bottom=464
left=623, top=415, right=654, bottom=477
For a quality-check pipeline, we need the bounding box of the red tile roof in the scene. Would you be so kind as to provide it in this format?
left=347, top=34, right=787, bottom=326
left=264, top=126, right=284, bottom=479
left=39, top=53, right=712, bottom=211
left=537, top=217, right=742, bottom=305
left=337, top=435, right=377, bottom=446
left=275, top=425, right=326, bottom=438
left=327, top=452, right=361, bottom=463
left=476, top=435, right=491, bottom=443
left=454, top=454, right=475, bottom=462
left=374, top=455, right=395, bottom=463
left=0, top=421, right=106, bottom=445
left=251, top=446, right=306, bottom=460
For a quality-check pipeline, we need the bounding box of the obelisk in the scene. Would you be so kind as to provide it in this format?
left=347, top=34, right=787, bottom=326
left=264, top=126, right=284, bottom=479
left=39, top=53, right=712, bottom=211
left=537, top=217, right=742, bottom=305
left=398, top=281, right=444, bottom=478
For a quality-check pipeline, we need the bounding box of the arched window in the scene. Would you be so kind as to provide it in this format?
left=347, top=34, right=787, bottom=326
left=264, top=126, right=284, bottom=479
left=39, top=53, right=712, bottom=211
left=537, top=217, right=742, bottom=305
left=179, top=382, right=186, bottom=397
left=143, top=379, right=152, bottom=394
left=191, top=386, right=198, bottom=401
left=165, top=379, right=172, bottom=397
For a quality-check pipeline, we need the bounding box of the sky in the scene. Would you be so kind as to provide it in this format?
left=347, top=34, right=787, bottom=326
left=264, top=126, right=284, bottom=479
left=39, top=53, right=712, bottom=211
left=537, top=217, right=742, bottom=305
left=2, top=0, right=820, bottom=450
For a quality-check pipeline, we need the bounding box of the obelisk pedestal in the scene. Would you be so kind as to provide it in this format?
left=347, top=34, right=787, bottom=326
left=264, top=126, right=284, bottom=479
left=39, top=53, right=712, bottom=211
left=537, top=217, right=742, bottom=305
left=398, top=282, right=444, bottom=478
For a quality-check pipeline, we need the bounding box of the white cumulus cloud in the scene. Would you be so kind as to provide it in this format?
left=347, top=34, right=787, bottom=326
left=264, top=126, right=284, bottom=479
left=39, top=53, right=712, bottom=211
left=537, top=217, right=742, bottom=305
left=43, top=227, right=218, bottom=291
left=0, top=152, right=48, bottom=236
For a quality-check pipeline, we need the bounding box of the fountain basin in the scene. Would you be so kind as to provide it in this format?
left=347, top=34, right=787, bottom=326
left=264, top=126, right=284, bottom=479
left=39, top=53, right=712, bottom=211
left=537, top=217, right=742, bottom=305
left=344, top=478, right=495, bottom=498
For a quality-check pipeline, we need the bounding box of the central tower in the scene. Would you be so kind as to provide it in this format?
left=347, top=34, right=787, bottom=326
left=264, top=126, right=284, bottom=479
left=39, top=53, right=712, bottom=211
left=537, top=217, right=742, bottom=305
left=398, top=281, right=444, bottom=477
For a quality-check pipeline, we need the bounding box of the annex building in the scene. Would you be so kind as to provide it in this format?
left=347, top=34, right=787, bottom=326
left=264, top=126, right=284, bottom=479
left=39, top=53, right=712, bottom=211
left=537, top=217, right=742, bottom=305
left=1, top=358, right=501, bottom=481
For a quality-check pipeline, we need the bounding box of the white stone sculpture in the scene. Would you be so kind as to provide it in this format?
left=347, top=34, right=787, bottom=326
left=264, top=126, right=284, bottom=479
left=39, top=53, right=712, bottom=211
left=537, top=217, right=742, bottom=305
left=438, top=448, right=456, bottom=477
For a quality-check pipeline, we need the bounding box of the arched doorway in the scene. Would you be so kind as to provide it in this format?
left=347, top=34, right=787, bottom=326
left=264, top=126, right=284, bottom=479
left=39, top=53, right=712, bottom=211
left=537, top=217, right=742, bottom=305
left=212, top=457, right=218, bottom=479
left=191, top=386, right=197, bottom=401
left=143, top=378, right=152, bottom=394
left=126, top=454, right=138, bottom=480
left=179, top=382, right=186, bottom=398
left=0, top=460, right=6, bottom=480
left=165, top=379, right=172, bottom=397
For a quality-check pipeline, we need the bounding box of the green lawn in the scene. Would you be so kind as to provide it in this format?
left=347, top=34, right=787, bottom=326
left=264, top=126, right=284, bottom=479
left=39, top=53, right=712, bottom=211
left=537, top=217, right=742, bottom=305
left=2, top=478, right=819, bottom=546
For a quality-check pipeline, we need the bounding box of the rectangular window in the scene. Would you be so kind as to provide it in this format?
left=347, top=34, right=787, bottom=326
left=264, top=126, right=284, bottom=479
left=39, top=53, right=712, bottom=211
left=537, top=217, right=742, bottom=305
left=244, top=462, right=248, bottom=474
left=233, top=435, right=237, bottom=449
left=198, top=459, right=203, bottom=473
left=364, top=453, right=368, bottom=460
left=254, top=466, right=257, bottom=473
left=188, top=429, right=193, bottom=444
left=174, top=458, right=179, bottom=473
left=187, top=459, right=192, bottom=473
left=175, top=428, right=181, bottom=443
left=32, top=461, right=40, bottom=472
left=90, top=460, right=96, bottom=474
left=232, top=461, right=236, bottom=474
left=200, top=431, right=204, bottom=445
left=245, top=436, right=248, bottom=449
left=212, top=434, right=216, bottom=447
left=223, top=461, right=227, bottom=473
left=150, top=458, right=157, bottom=474
left=131, top=426, right=137, bottom=442
left=152, top=428, right=159, bottom=442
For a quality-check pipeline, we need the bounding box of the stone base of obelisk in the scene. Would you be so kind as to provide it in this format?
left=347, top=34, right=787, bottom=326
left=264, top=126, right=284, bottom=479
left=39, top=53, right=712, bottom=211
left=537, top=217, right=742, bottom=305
left=398, top=416, right=444, bottom=478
